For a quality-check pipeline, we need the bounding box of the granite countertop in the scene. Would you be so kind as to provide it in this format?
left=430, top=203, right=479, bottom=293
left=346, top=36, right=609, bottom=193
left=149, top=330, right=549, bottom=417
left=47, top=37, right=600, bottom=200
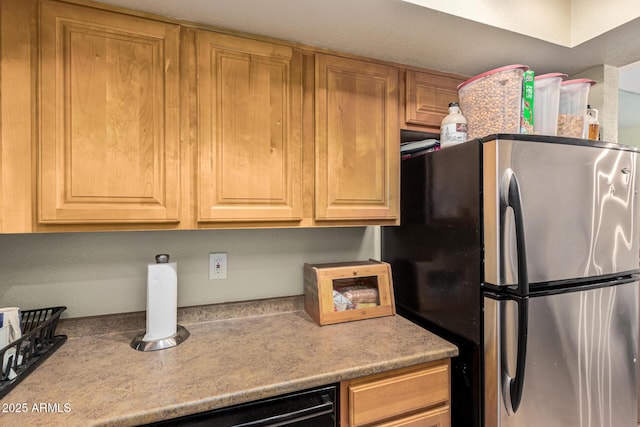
left=0, top=296, right=458, bottom=426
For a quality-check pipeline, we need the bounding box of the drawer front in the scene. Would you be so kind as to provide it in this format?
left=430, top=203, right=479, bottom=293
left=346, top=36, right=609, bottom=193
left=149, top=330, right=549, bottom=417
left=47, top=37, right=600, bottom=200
left=348, top=361, right=449, bottom=426
left=375, top=405, right=450, bottom=427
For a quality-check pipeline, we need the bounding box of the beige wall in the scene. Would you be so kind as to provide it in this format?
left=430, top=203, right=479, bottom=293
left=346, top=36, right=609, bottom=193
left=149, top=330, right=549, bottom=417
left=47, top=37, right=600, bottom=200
left=619, top=89, right=640, bottom=146
left=0, top=227, right=380, bottom=318
left=619, top=126, right=640, bottom=147
left=573, top=65, right=619, bottom=143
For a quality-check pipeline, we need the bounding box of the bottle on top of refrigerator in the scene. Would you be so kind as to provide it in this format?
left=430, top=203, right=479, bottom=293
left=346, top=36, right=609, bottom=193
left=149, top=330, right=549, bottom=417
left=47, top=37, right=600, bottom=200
left=440, top=102, right=468, bottom=148
left=585, top=105, right=599, bottom=140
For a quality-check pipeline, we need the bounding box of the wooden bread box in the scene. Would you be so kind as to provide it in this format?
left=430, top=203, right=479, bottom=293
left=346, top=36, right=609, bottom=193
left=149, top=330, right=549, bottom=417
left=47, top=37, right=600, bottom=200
left=304, top=260, right=396, bottom=326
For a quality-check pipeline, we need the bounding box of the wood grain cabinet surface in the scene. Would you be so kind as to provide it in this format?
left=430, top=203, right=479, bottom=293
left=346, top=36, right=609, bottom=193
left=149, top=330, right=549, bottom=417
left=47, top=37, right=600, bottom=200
left=315, top=54, right=399, bottom=223
left=0, top=0, right=35, bottom=232
left=38, top=0, right=181, bottom=226
left=402, top=70, right=465, bottom=133
left=0, top=0, right=467, bottom=232
left=196, top=31, right=303, bottom=224
left=340, top=359, right=451, bottom=427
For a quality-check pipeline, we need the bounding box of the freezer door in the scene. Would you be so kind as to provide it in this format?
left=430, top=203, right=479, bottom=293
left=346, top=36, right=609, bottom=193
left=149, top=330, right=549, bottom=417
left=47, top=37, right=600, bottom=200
left=484, top=280, right=638, bottom=427
left=483, top=138, right=640, bottom=287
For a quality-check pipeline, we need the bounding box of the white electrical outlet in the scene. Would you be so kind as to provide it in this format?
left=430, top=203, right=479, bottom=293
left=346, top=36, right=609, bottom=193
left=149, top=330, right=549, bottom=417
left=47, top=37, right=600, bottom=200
left=209, top=252, right=228, bottom=280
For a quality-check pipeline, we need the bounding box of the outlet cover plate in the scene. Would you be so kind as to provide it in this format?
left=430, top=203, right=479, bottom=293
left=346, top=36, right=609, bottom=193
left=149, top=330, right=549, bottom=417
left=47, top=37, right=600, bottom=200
left=209, top=253, right=227, bottom=280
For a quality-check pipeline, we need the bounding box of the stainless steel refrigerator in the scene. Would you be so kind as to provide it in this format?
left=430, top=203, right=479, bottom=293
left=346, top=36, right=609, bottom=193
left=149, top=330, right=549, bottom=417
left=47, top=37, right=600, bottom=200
left=382, top=134, right=639, bottom=427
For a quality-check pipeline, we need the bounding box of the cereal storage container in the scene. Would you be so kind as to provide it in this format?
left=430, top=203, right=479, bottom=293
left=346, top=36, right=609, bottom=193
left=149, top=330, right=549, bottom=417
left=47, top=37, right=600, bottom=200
left=533, top=73, right=566, bottom=136
left=557, top=78, right=595, bottom=138
left=457, top=64, right=528, bottom=140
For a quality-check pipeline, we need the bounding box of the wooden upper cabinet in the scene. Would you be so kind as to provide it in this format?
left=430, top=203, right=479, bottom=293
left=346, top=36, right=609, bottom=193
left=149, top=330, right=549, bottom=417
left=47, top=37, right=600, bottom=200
left=403, top=70, right=463, bottom=132
left=0, top=0, right=35, bottom=232
left=26, top=0, right=460, bottom=231
left=196, top=31, right=303, bottom=223
left=315, top=54, right=399, bottom=222
left=38, top=1, right=181, bottom=225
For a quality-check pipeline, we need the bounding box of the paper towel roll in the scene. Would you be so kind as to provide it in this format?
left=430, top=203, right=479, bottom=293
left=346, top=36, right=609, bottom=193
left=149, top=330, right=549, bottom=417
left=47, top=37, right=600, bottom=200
left=143, top=258, right=178, bottom=341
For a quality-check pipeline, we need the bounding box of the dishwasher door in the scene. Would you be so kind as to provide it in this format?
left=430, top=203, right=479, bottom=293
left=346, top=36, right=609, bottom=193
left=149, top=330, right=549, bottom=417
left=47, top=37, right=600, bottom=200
left=143, top=384, right=337, bottom=427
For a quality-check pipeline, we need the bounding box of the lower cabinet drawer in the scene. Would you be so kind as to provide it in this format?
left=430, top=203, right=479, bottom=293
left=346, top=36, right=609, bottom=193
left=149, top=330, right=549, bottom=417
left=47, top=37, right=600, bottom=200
left=340, top=359, right=450, bottom=427
left=375, top=405, right=450, bottom=427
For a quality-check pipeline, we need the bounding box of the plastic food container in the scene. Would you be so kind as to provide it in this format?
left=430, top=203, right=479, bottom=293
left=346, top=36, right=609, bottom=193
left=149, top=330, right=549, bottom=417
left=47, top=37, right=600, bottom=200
left=557, top=78, right=596, bottom=138
left=533, top=73, right=567, bottom=136
left=457, top=64, right=529, bottom=140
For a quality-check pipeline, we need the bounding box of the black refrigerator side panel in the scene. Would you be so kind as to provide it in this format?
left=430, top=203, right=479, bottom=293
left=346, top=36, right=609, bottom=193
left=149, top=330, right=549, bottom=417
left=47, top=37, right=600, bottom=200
left=382, top=141, right=483, bottom=427
left=382, top=141, right=483, bottom=343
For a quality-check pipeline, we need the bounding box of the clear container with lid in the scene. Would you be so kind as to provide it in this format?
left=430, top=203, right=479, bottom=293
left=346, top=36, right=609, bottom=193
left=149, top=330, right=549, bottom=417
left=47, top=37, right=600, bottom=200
left=533, top=73, right=567, bottom=136
left=557, top=78, right=596, bottom=138
left=457, top=64, right=528, bottom=140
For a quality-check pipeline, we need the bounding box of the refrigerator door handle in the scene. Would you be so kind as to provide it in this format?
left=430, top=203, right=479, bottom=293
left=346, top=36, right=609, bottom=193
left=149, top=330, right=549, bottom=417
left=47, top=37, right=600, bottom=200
left=500, top=169, right=529, bottom=414
left=502, top=296, right=528, bottom=415
left=501, top=168, right=529, bottom=297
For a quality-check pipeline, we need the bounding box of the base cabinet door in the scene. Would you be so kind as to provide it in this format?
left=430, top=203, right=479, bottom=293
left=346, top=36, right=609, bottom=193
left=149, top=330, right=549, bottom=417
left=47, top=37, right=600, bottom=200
left=315, top=54, right=399, bottom=223
left=196, top=31, right=303, bottom=224
left=38, top=0, right=181, bottom=226
left=340, top=360, right=451, bottom=427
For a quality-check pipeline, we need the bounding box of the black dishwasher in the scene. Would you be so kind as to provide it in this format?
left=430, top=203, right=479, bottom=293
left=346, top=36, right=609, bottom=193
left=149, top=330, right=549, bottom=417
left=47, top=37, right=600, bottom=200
left=141, top=384, right=338, bottom=427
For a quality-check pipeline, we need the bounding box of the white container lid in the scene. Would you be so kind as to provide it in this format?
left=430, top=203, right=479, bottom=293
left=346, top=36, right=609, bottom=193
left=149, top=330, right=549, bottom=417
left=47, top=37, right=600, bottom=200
left=534, top=73, right=567, bottom=86
left=560, top=78, right=596, bottom=92
left=535, top=72, right=568, bottom=80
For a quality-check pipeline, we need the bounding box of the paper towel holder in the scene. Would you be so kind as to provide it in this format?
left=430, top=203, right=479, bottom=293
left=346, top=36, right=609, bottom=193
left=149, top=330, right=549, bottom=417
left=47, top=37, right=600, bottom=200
left=130, top=254, right=190, bottom=352
left=130, top=325, right=190, bottom=352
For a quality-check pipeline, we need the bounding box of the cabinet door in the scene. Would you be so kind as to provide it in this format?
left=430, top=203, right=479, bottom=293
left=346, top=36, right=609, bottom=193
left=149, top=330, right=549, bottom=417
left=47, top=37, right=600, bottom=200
left=346, top=361, right=449, bottom=426
left=0, top=0, right=35, bottom=232
left=197, top=31, right=303, bottom=223
left=39, top=1, right=180, bottom=225
left=315, top=54, right=399, bottom=222
left=403, top=70, right=462, bottom=132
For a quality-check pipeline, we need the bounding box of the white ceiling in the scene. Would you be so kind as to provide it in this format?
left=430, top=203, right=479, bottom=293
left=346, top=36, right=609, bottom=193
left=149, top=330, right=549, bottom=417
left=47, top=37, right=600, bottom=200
left=90, top=0, right=640, bottom=82
left=90, top=0, right=640, bottom=129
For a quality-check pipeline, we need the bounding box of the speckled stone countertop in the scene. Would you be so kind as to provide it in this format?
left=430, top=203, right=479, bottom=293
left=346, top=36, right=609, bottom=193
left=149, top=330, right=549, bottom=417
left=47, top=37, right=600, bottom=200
left=0, top=296, right=457, bottom=426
